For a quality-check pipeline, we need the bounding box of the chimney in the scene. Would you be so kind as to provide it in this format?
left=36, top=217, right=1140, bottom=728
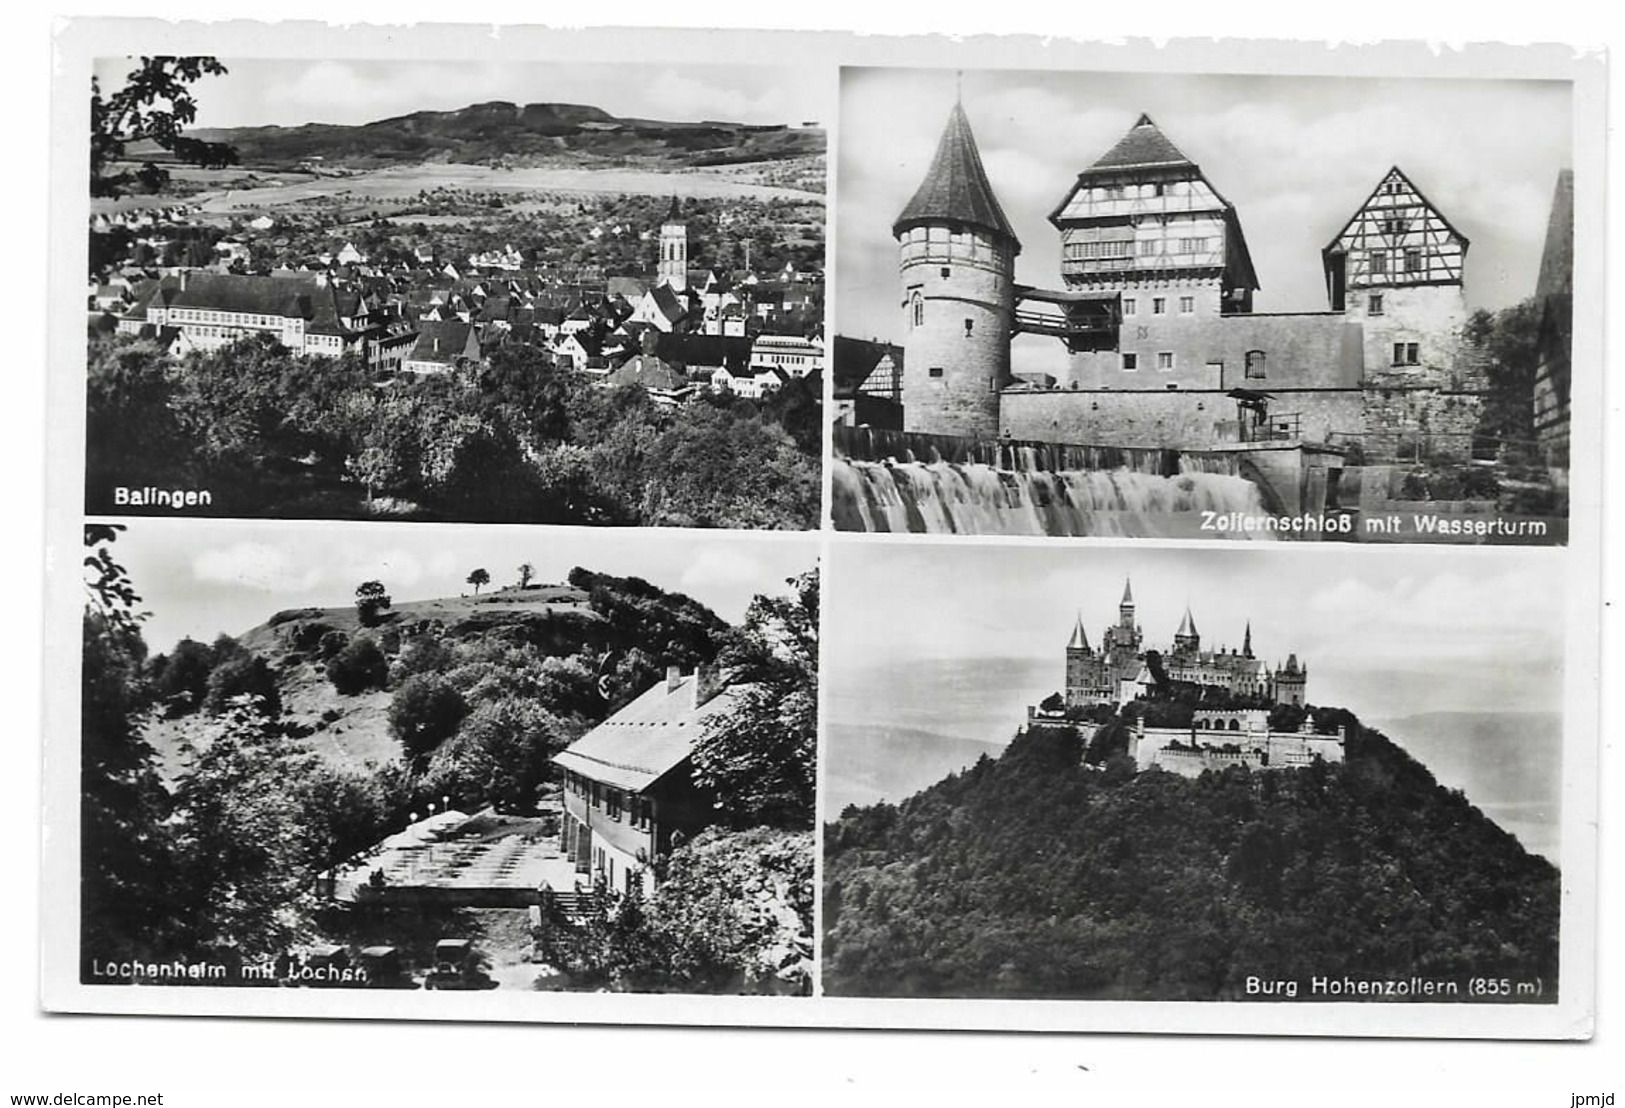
left=666, top=664, right=683, bottom=693
left=693, top=663, right=724, bottom=708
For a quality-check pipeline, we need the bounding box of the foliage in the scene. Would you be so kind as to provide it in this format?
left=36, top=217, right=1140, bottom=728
left=422, top=697, right=570, bottom=813
left=1465, top=299, right=1544, bottom=461
left=83, top=333, right=820, bottom=529
left=823, top=714, right=1561, bottom=1000
left=327, top=635, right=389, bottom=695
left=535, top=828, right=813, bottom=994
left=692, top=570, right=819, bottom=829
left=201, top=652, right=283, bottom=718
left=517, top=562, right=535, bottom=589
left=354, top=580, right=392, bottom=627
left=90, top=57, right=237, bottom=198
left=388, top=674, right=468, bottom=769
left=466, top=568, right=490, bottom=595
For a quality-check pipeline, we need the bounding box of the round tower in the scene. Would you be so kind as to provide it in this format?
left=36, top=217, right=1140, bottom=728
left=894, top=100, right=1020, bottom=441
left=660, top=195, right=688, bottom=292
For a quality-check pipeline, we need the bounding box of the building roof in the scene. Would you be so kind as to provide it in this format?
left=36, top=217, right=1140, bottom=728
left=1176, top=607, right=1198, bottom=638
left=1068, top=614, right=1090, bottom=652
left=1086, top=114, right=1194, bottom=173
left=604, top=352, right=689, bottom=392
left=1535, top=169, right=1574, bottom=302
left=832, top=335, right=900, bottom=396
left=405, top=319, right=478, bottom=366
left=893, top=101, right=1020, bottom=250
left=170, top=272, right=352, bottom=335
left=553, top=673, right=741, bottom=793
left=657, top=333, right=752, bottom=373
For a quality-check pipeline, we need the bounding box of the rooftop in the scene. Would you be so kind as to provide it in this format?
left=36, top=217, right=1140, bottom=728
left=893, top=102, right=1020, bottom=250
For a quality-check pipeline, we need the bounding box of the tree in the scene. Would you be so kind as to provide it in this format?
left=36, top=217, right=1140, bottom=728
left=90, top=57, right=238, bottom=199
left=81, top=524, right=184, bottom=973
left=355, top=580, right=392, bottom=627
left=201, top=652, right=282, bottom=718
left=691, top=570, right=818, bottom=829
left=388, top=674, right=468, bottom=768
left=424, top=698, right=571, bottom=814
left=327, top=636, right=389, bottom=696
left=467, top=568, right=491, bottom=595
left=517, top=562, right=536, bottom=589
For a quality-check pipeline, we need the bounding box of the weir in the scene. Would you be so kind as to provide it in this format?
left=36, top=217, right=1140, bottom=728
left=831, top=425, right=1277, bottom=538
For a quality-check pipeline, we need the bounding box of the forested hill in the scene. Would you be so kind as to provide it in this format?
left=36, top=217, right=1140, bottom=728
left=181, top=101, right=824, bottom=169
left=822, top=716, right=1560, bottom=1001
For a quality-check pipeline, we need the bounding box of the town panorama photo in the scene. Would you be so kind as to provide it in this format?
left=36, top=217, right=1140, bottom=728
left=86, top=58, right=826, bottom=528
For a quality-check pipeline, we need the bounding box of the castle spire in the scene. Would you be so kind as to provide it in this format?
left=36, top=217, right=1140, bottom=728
left=1121, top=577, right=1134, bottom=607
left=1243, top=621, right=1253, bottom=659
left=1068, top=612, right=1090, bottom=652
left=892, top=100, right=1020, bottom=250
left=1176, top=605, right=1197, bottom=639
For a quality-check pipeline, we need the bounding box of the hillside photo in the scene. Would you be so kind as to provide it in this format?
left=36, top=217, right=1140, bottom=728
left=86, top=58, right=825, bottom=527
left=821, top=542, right=1564, bottom=1002
left=81, top=522, right=817, bottom=994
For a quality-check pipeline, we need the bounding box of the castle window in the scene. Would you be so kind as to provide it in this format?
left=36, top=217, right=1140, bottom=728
left=964, top=318, right=974, bottom=337
left=1369, top=293, right=1384, bottom=316
left=1121, top=353, right=1139, bottom=372
left=1139, top=240, right=1158, bottom=256
left=910, top=292, right=923, bottom=328
left=1245, top=350, right=1267, bottom=379
left=1152, top=297, right=1167, bottom=315
left=1153, top=182, right=1165, bottom=197
left=1370, top=250, right=1388, bottom=276
left=929, top=366, right=944, bottom=378
left=1179, top=296, right=1195, bottom=314
left=1403, top=249, right=1423, bottom=273
left=941, top=267, right=951, bottom=279
left=1122, top=298, right=1137, bottom=317
left=1393, top=342, right=1421, bottom=366
left=1157, top=352, right=1175, bottom=371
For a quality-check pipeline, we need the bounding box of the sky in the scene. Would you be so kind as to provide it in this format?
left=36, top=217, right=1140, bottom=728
left=92, top=58, right=830, bottom=130
left=825, top=539, right=1565, bottom=721
left=837, top=68, right=1573, bottom=381
left=104, top=521, right=818, bottom=654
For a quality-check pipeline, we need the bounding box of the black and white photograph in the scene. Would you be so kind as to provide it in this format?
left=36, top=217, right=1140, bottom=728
left=823, top=541, right=1565, bottom=1002
left=79, top=520, right=817, bottom=994
left=85, top=57, right=826, bottom=528
left=831, top=68, right=1575, bottom=542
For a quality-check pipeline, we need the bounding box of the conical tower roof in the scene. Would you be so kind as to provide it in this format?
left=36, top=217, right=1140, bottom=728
left=1086, top=113, right=1195, bottom=174
left=1068, top=613, right=1090, bottom=651
left=1243, top=621, right=1254, bottom=658
left=1120, top=578, right=1134, bottom=606
left=893, top=101, right=1020, bottom=251
left=1176, top=606, right=1198, bottom=638
left=665, top=194, right=682, bottom=221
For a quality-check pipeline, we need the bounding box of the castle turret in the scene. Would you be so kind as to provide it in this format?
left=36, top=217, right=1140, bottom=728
left=1118, top=577, right=1135, bottom=629
left=1173, top=606, right=1200, bottom=654
left=1064, top=612, right=1103, bottom=705
left=660, top=195, right=688, bottom=292
left=1242, top=621, right=1254, bottom=659
left=895, top=99, right=1020, bottom=440
left=1274, top=652, right=1308, bottom=706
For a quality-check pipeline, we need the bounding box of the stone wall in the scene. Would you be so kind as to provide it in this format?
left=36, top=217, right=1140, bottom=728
left=999, top=388, right=1367, bottom=452
left=1360, top=386, right=1483, bottom=462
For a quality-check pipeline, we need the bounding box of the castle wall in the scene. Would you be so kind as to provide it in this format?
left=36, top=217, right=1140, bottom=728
left=899, top=225, right=1014, bottom=439
left=1343, top=283, right=1467, bottom=383
left=999, top=389, right=1367, bottom=452
left=1360, top=385, right=1483, bottom=462
left=1063, top=311, right=1363, bottom=392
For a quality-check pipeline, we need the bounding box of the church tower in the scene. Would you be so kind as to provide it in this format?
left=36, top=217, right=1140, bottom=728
left=894, top=98, right=1020, bottom=440
left=659, top=195, right=688, bottom=292
left=1273, top=653, right=1308, bottom=707
left=1322, top=167, right=1469, bottom=380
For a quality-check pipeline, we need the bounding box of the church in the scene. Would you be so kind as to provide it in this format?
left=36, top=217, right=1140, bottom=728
left=1063, top=579, right=1307, bottom=708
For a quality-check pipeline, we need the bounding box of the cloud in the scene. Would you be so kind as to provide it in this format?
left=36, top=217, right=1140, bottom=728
left=192, top=542, right=324, bottom=593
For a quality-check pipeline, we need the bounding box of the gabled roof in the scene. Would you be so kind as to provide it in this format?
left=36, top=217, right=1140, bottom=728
left=552, top=673, right=741, bottom=793
left=831, top=336, right=901, bottom=395
left=605, top=352, right=689, bottom=392
left=1321, top=165, right=1471, bottom=257
left=1086, top=114, right=1194, bottom=173
left=893, top=101, right=1020, bottom=251
left=405, top=319, right=478, bottom=365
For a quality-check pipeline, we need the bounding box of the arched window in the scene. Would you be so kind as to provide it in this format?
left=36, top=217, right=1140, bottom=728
left=1245, top=350, right=1267, bottom=380
left=911, top=292, right=924, bottom=329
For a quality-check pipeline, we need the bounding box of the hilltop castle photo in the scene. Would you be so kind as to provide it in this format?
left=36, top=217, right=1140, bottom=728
left=1060, top=578, right=1306, bottom=708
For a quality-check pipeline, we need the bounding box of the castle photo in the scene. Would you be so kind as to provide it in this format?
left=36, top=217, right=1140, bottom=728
left=821, top=541, right=1566, bottom=1001
left=832, top=69, right=1574, bottom=541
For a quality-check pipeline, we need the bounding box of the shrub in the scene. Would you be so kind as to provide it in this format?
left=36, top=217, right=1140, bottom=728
left=328, top=636, right=389, bottom=696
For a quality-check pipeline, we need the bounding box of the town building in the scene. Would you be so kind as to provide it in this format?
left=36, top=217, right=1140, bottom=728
left=1125, top=711, right=1345, bottom=778
left=122, top=270, right=376, bottom=359
left=552, top=665, right=738, bottom=897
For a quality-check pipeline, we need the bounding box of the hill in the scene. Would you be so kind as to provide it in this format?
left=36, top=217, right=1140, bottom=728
left=823, top=713, right=1561, bottom=1001
left=175, top=100, right=825, bottom=171
left=823, top=722, right=1005, bottom=816
left=141, top=570, right=729, bottom=782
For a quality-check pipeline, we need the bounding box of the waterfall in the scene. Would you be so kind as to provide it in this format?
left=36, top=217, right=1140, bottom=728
left=830, top=427, right=1274, bottom=538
